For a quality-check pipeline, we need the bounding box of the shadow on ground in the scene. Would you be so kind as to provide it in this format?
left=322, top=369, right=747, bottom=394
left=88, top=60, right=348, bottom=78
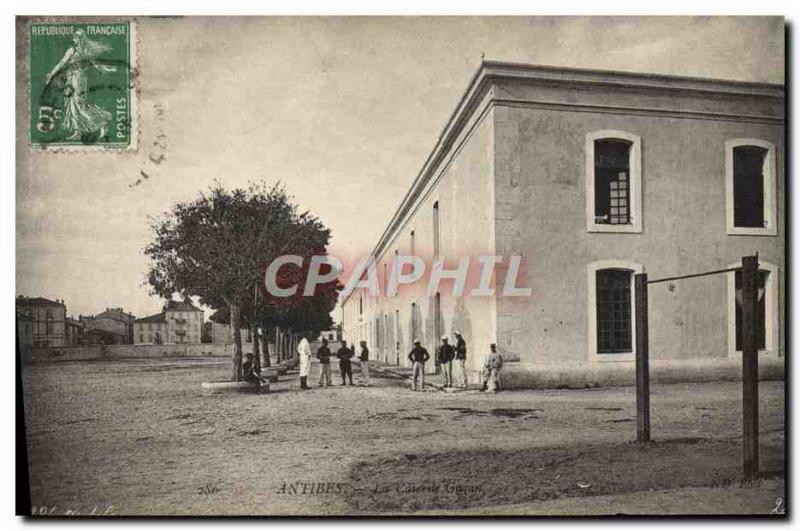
left=347, top=437, right=784, bottom=513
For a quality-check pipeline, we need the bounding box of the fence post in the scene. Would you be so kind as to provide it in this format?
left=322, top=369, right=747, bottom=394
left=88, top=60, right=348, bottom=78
left=635, top=273, right=651, bottom=443
left=741, top=255, right=759, bottom=478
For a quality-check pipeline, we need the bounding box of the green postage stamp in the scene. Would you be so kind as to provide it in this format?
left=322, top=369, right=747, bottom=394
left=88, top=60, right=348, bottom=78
left=29, top=21, right=137, bottom=151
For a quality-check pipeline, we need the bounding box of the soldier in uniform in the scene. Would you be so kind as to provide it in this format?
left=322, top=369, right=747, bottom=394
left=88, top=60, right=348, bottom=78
left=337, top=340, right=354, bottom=386
left=297, top=337, right=312, bottom=390
left=437, top=336, right=456, bottom=387
left=408, top=339, right=430, bottom=391
left=316, top=338, right=333, bottom=387
left=242, top=352, right=263, bottom=392
left=481, top=343, right=504, bottom=393
left=358, top=340, right=371, bottom=386
left=454, top=331, right=468, bottom=388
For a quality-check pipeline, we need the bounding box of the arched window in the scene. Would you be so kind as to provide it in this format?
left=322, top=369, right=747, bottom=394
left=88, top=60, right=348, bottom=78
left=725, top=139, right=777, bottom=236
left=587, top=260, right=644, bottom=361
left=586, top=131, right=642, bottom=233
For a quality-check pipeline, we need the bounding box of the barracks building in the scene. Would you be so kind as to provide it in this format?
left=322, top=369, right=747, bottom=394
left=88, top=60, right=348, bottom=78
left=341, top=61, right=784, bottom=388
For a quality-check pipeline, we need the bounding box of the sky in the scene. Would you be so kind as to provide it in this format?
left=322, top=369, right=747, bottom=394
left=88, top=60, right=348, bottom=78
left=16, top=16, right=784, bottom=320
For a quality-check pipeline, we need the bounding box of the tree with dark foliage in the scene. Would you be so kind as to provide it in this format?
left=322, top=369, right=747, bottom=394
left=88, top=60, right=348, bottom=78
left=145, top=182, right=340, bottom=381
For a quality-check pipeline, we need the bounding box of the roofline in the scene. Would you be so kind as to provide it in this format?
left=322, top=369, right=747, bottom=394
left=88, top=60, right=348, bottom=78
left=16, top=296, right=66, bottom=307
left=165, top=302, right=202, bottom=311
left=481, top=60, right=783, bottom=96
left=97, top=308, right=136, bottom=317
left=134, top=311, right=167, bottom=323
left=341, top=60, right=784, bottom=306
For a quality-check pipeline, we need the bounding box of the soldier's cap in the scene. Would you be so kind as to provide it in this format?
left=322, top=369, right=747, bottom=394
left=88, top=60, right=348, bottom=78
left=413, top=338, right=421, bottom=344
left=490, top=343, right=497, bottom=348
left=454, top=330, right=461, bottom=335
left=441, top=335, right=449, bottom=340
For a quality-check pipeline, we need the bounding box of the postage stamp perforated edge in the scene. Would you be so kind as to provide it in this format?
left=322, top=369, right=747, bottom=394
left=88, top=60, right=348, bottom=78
left=24, top=17, right=139, bottom=153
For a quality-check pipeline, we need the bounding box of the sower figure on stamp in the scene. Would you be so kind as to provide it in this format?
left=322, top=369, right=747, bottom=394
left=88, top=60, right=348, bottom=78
left=316, top=338, right=333, bottom=387
left=45, top=29, right=116, bottom=141
left=242, top=352, right=263, bottom=392
left=408, top=339, right=430, bottom=391
left=337, top=340, right=354, bottom=386
left=480, top=343, right=503, bottom=393
left=358, top=340, right=371, bottom=386
left=454, top=331, right=468, bottom=388
left=437, top=336, right=455, bottom=388
left=297, top=337, right=311, bottom=390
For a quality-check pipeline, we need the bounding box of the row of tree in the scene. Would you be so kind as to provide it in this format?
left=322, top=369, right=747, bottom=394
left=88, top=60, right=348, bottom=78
left=145, top=182, right=341, bottom=381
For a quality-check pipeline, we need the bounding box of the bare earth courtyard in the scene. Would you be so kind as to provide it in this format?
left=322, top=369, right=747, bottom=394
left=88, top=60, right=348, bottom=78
left=21, top=357, right=785, bottom=516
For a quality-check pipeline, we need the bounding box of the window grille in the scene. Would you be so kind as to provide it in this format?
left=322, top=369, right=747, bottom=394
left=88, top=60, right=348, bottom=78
left=596, top=269, right=632, bottom=353
left=594, top=140, right=631, bottom=225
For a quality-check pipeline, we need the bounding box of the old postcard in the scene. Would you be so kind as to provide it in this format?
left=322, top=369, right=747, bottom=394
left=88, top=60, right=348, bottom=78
left=15, top=16, right=786, bottom=517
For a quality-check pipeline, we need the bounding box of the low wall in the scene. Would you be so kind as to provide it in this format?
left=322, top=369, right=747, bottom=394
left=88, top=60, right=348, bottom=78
left=493, top=356, right=785, bottom=390
left=20, top=342, right=282, bottom=364
left=22, top=344, right=229, bottom=364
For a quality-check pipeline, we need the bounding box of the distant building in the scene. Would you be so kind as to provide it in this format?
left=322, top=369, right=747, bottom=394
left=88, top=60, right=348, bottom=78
left=65, top=317, right=84, bottom=346
left=15, top=296, right=67, bottom=347
left=165, top=300, right=203, bottom=344
left=16, top=309, right=34, bottom=348
left=209, top=321, right=252, bottom=345
left=84, top=328, right=124, bottom=346
left=316, top=328, right=341, bottom=343
left=80, top=307, right=136, bottom=345
left=134, top=312, right=167, bottom=344
left=134, top=300, right=203, bottom=345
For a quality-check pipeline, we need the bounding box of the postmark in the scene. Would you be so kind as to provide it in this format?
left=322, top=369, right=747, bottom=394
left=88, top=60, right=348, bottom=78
left=29, top=21, right=137, bottom=151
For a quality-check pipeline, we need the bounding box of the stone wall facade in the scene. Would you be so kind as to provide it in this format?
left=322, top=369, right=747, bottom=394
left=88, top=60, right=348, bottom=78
left=340, top=61, right=785, bottom=387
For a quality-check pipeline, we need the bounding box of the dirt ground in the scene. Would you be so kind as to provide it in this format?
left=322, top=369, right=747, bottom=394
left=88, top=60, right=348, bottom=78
left=20, top=357, right=785, bottom=516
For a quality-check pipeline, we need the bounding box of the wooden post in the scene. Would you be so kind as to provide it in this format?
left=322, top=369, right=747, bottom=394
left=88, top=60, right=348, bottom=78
left=741, top=255, right=759, bottom=478
left=634, top=273, right=651, bottom=443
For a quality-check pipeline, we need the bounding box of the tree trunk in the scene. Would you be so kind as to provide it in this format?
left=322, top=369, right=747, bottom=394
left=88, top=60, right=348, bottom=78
left=276, top=329, right=282, bottom=363
left=262, top=322, right=271, bottom=367
left=230, top=303, right=243, bottom=381
left=252, top=324, right=261, bottom=372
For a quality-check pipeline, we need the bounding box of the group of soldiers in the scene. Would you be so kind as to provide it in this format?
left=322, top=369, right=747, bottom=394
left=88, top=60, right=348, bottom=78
left=311, top=338, right=372, bottom=388
left=242, top=332, right=504, bottom=393
left=407, top=331, right=468, bottom=390
left=407, top=333, right=504, bottom=392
